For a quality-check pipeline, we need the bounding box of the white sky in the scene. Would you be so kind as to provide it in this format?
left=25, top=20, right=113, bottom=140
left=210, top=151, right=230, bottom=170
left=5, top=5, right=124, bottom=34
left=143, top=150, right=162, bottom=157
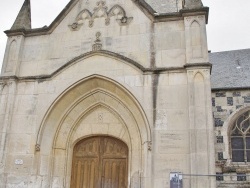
left=0, top=0, right=250, bottom=71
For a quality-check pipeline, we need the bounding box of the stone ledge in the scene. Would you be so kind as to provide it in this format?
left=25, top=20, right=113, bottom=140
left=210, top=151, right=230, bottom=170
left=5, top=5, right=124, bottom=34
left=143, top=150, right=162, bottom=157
left=0, top=50, right=191, bottom=82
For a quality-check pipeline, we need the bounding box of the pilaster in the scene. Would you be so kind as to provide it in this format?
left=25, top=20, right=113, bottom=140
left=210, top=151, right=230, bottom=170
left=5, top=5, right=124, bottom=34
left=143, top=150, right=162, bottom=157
left=1, top=35, right=25, bottom=76
left=187, top=67, right=216, bottom=188
left=0, top=80, right=17, bottom=169
left=184, top=15, right=209, bottom=64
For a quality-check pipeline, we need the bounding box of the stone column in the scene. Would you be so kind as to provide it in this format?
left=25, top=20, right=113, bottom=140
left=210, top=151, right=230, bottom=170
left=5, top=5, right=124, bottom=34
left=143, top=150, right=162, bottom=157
left=0, top=82, right=6, bottom=183
left=184, top=12, right=215, bottom=188
left=0, top=80, right=17, bottom=171
left=187, top=68, right=216, bottom=188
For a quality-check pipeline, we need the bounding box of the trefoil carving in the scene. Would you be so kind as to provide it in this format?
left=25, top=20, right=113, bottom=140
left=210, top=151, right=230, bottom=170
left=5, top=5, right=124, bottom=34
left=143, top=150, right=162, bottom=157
left=69, top=1, right=133, bottom=30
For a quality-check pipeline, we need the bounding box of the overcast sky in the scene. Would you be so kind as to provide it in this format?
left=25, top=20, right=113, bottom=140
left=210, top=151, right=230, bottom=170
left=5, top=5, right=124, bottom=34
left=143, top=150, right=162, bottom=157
left=0, top=0, right=250, bottom=71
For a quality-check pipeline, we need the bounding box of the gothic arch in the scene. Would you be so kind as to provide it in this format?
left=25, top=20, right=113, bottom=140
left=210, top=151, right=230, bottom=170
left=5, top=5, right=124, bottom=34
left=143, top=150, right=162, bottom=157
left=190, top=19, right=201, bottom=27
left=222, top=106, right=250, bottom=161
left=194, top=71, right=204, bottom=82
left=190, top=20, right=202, bottom=58
left=36, top=75, right=151, bottom=187
left=194, top=72, right=205, bottom=107
left=225, top=106, right=250, bottom=135
left=5, top=40, right=17, bottom=72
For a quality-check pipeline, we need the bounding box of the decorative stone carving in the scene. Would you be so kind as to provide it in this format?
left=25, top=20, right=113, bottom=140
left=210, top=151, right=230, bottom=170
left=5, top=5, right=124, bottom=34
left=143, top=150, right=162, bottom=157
left=144, top=141, right=152, bottom=151
left=35, top=144, right=40, bottom=151
left=0, top=83, right=6, bottom=92
left=0, top=81, right=12, bottom=94
left=7, top=81, right=13, bottom=86
left=188, top=70, right=194, bottom=76
left=69, top=1, right=133, bottom=30
left=147, top=141, right=152, bottom=151
left=198, top=15, right=205, bottom=22
left=184, top=17, right=191, bottom=23
left=202, top=69, right=209, bottom=76
left=92, top=32, right=102, bottom=51
left=98, top=113, right=103, bottom=122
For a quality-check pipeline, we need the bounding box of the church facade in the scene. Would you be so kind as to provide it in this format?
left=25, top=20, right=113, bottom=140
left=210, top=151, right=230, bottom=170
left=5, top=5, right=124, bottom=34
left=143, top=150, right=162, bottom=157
left=0, top=0, right=249, bottom=187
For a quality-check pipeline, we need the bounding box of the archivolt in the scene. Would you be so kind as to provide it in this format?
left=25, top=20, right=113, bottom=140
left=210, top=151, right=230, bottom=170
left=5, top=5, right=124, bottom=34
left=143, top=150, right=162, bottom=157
left=224, top=106, right=250, bottom=136
left=36, top=75, right=151, bottom=152
left=53, top=90, right=136, bottom=150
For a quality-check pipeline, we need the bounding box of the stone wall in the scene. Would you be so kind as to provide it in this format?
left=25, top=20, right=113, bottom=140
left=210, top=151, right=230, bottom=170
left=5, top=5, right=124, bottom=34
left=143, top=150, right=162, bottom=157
left=0, top=0, right=213, bottom=187
left=212, top=89, right=250, bottom=188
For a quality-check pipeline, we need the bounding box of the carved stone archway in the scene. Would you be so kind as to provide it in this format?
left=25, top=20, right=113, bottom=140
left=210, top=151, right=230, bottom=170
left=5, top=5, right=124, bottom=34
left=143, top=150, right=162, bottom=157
left=36, top=75, right=151, bottom=187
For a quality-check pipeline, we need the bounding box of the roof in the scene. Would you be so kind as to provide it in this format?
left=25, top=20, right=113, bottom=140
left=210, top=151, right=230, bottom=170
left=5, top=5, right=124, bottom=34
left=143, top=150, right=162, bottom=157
left=210, top=49, right=250, bottom=90
left=146, top=0, right=179, bottom=13
left=146, top=0, right=203, bottom=13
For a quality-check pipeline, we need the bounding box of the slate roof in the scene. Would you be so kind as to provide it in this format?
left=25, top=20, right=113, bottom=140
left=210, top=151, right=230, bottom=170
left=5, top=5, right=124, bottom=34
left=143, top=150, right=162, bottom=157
left=210, top=49, right=250, bottom=89
left=146, top=0, right=179, bottom=13
left=146, top=0, right=203, bottom=13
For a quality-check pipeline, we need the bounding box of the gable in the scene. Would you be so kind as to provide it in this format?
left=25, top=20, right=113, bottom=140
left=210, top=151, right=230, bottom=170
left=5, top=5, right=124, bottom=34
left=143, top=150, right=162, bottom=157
left=5, top=0, right=208, bottom=37
left=2, top=0, right=209, bottom=78
left=5, top=0, right=155, bottom=37
left=16, top=0, right=156, bottom=76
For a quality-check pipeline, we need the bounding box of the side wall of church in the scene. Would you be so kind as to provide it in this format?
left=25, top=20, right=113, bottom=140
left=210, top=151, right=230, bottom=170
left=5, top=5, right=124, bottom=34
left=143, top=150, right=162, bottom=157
left=212, top=89, right=250, bottom=188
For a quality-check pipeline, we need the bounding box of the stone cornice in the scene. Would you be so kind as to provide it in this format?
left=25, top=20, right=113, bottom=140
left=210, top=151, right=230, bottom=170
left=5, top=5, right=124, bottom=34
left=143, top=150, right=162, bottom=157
left=153, top=7, right=209, bottom=23
left=4, top=0, right=209, bottom=37
left=212, top=87, right=250, bottom=91
left=184, top=62, right=212, bottom=68
left=0, top=50, right=212, bottom=82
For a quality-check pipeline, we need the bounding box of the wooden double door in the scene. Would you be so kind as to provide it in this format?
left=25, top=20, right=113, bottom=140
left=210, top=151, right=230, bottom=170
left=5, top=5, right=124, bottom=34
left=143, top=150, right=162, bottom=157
left=70, top=136, right=128, bottom=188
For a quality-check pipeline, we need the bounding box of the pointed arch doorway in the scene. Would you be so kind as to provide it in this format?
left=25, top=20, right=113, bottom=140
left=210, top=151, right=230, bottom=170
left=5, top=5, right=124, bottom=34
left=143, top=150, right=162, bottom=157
left=70, top=136, right=128, bottom=188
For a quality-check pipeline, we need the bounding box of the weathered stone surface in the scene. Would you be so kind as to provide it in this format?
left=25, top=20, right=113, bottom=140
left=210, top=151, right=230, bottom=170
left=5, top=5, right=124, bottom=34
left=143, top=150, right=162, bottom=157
left=0, top=0, right=215, bottom=187
left=11, top=0, right=31, bottom=30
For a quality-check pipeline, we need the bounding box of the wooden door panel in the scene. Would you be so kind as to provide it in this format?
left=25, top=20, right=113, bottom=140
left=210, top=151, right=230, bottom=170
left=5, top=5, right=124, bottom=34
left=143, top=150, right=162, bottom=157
left=102, top=159, right=127, bottom=188
left=71, top=136, right=128, bottom=188
left=102, top=137, right=128, bottom=158
left=74, top=137, right=99, bottom=157
left=71, top=158, right=99, bottom=188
